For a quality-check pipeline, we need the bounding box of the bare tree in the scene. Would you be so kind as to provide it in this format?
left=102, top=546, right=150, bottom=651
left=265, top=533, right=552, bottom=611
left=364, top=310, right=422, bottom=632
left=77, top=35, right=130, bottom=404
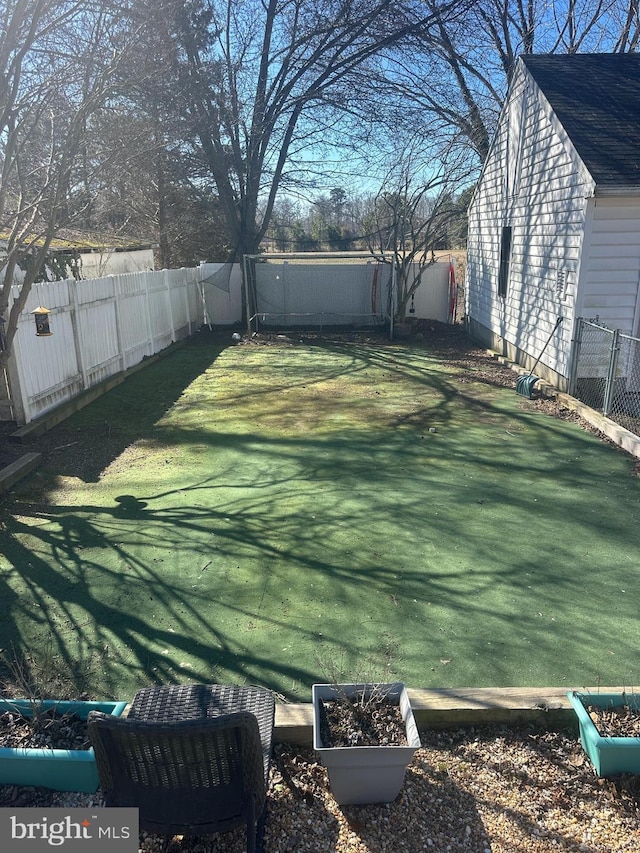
left=0, top=0, right=138, bottom=367
left=365, top=142, right=472, bottom=321
left=168, top=0, right=464, bottom=269
left=380, top=0, right=640, bottom=164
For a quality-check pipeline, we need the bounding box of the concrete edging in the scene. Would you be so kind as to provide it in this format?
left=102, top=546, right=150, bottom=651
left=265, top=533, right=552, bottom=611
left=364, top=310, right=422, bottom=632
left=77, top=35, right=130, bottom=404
left=489, top=351, right=640, bottom=460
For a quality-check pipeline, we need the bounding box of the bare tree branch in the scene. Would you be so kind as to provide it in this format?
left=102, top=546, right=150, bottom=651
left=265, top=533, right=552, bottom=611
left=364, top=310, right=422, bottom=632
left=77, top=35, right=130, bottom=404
left=0, top=1, right=143, bottom=366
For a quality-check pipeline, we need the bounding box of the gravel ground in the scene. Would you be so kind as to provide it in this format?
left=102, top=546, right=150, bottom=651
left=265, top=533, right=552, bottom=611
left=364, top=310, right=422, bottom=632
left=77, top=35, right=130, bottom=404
left=2, top=723, right=639, bottom=852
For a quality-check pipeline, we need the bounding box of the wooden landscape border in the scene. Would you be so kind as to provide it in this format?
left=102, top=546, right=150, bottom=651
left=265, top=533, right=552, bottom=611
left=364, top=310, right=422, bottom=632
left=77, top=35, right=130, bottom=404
left=274, top=686, right=622, bottom=747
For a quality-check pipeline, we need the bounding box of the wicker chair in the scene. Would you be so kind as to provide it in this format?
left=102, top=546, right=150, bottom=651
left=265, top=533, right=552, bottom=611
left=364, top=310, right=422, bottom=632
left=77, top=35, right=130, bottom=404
left=87, top=685, right=275, bottom=853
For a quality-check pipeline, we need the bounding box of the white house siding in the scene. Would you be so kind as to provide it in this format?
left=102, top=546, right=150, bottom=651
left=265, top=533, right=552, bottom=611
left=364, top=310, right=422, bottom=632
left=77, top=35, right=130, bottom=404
left=576, top=196, right=640, bottom=335
left=467, top=61, right=596, bottom=387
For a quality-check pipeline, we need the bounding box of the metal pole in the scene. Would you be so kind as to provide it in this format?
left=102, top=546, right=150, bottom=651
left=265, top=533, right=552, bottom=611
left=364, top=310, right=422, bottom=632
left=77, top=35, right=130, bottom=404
left=243, top=255, right=253, bottom=334
left=603, top=328, right=620, bottom=417
left=567, top=317, right=583, bottom=397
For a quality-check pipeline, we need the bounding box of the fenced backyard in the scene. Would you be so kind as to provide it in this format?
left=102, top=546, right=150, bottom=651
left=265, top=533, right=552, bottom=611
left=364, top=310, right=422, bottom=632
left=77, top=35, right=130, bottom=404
left=1, top=257, right=454, bottom=426
left=1, top=328, right=639, bottom=705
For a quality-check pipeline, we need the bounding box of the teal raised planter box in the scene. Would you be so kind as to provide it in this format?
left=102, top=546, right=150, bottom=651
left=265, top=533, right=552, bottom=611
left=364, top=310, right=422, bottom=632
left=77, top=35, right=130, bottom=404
left=0, top=699, right=127, bottom=792
left=567, top=691, right=640, bottom=777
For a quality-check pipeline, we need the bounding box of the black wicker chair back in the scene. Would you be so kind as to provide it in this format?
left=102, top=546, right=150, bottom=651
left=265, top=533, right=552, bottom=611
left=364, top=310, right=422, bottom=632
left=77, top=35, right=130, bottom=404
left=88, top=709, right=270, bottom=852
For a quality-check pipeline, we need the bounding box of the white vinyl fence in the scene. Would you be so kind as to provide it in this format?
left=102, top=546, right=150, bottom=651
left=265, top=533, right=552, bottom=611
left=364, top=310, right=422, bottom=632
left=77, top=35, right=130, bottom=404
left=247, top=258, right=453, bottom=329
left=2, top=257, right=451, bottom=425
left=5, top=264, right=242, bottom=424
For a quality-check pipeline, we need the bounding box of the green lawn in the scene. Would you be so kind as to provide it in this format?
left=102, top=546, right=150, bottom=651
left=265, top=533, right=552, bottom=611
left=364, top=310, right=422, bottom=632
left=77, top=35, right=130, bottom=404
left=1, top=330, right=639, bottom=702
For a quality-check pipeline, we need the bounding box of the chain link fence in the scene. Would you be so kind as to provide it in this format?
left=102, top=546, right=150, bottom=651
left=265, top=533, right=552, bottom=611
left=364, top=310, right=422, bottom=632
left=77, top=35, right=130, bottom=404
left=570, top=318, right=640, bottom=435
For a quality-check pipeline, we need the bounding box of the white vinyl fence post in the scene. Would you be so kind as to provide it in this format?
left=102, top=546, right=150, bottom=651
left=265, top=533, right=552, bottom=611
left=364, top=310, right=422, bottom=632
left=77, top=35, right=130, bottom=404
left=184, top=269, right=193, bottom=334
left=114, top=276, right=126, bottom=372
left=143, top=272, right=153, bottom=355
left=70, top=281, right=88, bottom=390
left=390, top=265, right=397, bottom=340
left=166, top=273, right=176, bottom=343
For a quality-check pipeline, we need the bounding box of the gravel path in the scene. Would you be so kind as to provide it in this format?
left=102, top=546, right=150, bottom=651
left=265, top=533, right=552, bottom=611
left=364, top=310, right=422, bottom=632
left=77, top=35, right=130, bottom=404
left=2, top=723, right=639, bottom=852
left=261, top=726, right=640, bottom=853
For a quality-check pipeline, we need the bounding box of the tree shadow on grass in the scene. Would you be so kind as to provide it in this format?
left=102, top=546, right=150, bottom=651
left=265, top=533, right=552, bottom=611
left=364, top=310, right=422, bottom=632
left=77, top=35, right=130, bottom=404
left=2, top=434, right=639, bottom=702
left=11, top=330, right=232, bottom=484
left=9, top=326, right=606, bottom=493
left=0, top=521, right=318, bottom=701
left=2, top=331, right=640, bottom=699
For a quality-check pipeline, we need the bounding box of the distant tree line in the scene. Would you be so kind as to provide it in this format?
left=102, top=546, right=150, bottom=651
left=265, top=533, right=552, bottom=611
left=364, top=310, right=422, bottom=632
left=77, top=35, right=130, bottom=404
left=264, top=186, right=472, bottom=254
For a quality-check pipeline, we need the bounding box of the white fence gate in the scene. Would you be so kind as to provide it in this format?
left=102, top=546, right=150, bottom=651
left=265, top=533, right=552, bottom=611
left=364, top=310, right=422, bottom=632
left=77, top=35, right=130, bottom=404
left=4, top=264, right=242, bottom=425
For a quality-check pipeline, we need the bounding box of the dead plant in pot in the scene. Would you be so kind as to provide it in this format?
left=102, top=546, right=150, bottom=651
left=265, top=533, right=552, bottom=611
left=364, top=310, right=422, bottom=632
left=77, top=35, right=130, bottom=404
left=568, top=688, right=640, bottom=777
left=312, top=650, right=421, bottom=805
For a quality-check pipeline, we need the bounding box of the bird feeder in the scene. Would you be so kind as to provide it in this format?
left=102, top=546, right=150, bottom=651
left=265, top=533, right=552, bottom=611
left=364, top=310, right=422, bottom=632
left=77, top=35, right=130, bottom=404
left=32, top=306, right=52, bottom=336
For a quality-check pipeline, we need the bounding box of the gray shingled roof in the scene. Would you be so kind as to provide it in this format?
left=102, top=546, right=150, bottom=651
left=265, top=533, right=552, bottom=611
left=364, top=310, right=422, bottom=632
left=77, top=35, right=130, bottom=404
left=522, top=53, right=640, bottom=188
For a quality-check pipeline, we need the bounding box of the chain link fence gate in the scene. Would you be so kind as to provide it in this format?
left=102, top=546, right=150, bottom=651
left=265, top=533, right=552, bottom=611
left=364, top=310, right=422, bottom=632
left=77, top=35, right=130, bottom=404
left=570, top=318, right=640, bottom=436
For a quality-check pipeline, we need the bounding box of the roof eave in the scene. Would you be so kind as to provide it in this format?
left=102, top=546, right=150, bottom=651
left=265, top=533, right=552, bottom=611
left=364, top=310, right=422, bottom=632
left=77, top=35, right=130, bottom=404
left=593, top=184, right=640, bottom=197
